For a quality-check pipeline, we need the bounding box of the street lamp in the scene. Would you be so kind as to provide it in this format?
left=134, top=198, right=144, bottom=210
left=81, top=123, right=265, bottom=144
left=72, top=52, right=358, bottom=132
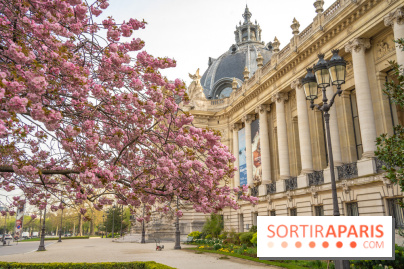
left=102, top=214, right=105, bottom=238
left=302, top=49, right=349, bottom=269
left=174, top=196, right=181, bottom=250
left=2, top=209, right=7, bottom=246
left=120, top=205, right=123, bottom=237
left=58, top=199, right=64, bottom=243
left=38, top=205, right=47, bottom=251
left=111, top=205, right=116, bottom=239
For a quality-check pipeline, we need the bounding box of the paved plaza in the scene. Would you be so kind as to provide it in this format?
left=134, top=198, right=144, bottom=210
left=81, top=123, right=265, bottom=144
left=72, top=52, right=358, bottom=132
left=0, top=238, right=278, bottom=269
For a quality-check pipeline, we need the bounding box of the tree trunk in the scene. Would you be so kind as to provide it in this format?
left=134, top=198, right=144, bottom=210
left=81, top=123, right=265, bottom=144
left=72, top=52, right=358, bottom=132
left=78, top=214, right=82, bottom=236
left=90, top=219, right=94, bottom=235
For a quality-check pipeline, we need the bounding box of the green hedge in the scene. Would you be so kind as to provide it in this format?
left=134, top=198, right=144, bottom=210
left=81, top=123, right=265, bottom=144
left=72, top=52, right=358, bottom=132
left=239, top=232, right=255, bottom=245
left=351, top=244, right=404, bottom=269
left=21, top=236, right=89, bottom=242
left=0, top=261, right=175, bottom=269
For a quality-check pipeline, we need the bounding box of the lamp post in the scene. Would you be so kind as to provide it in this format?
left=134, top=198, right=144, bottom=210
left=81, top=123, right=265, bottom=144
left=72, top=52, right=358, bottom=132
left=120, top=205, right=123, bottom=237
left=111, top=205, right=116, bottom=239
left=102, top=214, right=105, bottom=238
left=37, top=204, right=47, bottom=251
left=58, top=199, right=64, bottom=243
left=174, top=196, right=181, bottom=250
left=302, top=49, right=349, bottom=269
left=141, top=204, right=145, bottom=244
left=2, top=209, right=7, bottom=246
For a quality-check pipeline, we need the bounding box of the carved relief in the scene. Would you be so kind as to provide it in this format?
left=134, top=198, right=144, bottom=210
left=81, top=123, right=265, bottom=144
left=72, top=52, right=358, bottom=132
left=220, top=128, right=228, bottom=139
left=375, top=35, right=395, bottom=60
left=289, top=91, right=297, bottom=110
left=345, top=60, right=353, bottom=76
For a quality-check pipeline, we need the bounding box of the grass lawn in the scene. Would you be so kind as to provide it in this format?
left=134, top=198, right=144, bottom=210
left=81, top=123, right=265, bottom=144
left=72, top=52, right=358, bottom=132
left=187, top=247, right=331, bottom=269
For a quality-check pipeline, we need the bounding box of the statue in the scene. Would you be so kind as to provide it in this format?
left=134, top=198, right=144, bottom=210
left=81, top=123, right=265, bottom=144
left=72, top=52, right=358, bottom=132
left=188, top=68, right=201, bottom=85
left=184, top=68, right=207, bottom=110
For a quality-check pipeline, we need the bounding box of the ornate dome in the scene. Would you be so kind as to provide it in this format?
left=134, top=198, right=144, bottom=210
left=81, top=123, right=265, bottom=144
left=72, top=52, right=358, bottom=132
left=200, top=6, right=273, bottom=99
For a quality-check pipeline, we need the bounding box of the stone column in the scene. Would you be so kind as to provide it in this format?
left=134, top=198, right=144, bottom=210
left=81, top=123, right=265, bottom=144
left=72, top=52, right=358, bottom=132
left=247, top=26, right=251, bottom=41
left=242, top=114, right=255, bottom=186
left=325, top=86, right=343, bottom=166
left=271, top=93, right=290, bottom=179
left=232, top=123, right=242, bottom=187
left=255, top=104, right=271, bottom=184
left=291, top=80, right=314, bottom=174
left=238, top=29, right=242, bottom=43
left=345, top=38, right=377, bottom=158
left=384, top=7, right=404, bottom=68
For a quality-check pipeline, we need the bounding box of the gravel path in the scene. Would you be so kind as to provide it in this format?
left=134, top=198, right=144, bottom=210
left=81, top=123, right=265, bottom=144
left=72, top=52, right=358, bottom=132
left=0, top=238, right=280, bottom=269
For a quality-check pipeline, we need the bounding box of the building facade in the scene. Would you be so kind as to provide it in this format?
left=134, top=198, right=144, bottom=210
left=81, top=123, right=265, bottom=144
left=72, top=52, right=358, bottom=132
left=182, top=0, right=404, bottom=232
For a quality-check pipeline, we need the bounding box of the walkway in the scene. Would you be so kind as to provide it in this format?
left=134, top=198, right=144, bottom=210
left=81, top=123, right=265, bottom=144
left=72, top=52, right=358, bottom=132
left=0, top=238, right=280, bottom=269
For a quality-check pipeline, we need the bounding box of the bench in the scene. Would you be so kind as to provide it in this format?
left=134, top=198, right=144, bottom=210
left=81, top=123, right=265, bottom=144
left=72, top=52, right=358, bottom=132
left=186, top=236, right=193, bottom=243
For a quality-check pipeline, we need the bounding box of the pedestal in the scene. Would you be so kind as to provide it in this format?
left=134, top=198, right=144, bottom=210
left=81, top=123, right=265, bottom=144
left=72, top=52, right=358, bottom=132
left=324, top=166, right=339, bottom=184
left=297, top=174, right=309, bottom=188
left=276, top=180, right=285, bottom=193
left=357, top=158, right=376, bottom=177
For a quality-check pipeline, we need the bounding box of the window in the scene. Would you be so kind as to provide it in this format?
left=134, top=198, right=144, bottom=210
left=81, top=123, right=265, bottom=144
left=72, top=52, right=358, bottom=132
left=239, top=214, right=244, bottom=232
left=387, top=198, right=404, bottom=228
left=315, top=205, right=324, bottom=216
left=252, top=212, right=258, bottom=226
left=350, top=90, right=363, bottom=160
left=346, top=202, right=359, bottom=216
left=290, top=208, right=297, bottom=216
left=270, top=210, right=276, bottom=216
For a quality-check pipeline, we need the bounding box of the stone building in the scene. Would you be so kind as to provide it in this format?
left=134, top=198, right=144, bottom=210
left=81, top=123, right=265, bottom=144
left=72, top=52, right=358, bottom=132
left=181, top=0, right=404, bottom=233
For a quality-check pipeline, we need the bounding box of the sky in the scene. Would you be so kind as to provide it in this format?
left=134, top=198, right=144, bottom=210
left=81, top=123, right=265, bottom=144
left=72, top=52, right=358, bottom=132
left=104, top=0, right=334, bottom=86
left=0, top=0, right=335, bottom=208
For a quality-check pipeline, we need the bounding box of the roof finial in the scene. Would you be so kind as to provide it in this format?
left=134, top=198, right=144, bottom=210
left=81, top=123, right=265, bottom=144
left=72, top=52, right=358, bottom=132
left=243, top=5, right=252, bottom=24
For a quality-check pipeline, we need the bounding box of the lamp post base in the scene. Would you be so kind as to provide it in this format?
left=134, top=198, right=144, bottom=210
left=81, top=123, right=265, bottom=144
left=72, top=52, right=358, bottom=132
left=334, top=260, right=350, bottom=269
left=174, top=230, right=181, bottom=249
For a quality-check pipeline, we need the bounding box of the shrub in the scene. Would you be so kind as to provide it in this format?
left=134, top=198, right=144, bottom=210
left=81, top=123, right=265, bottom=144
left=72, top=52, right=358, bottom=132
left=202, top=213, right=224, bottom=238
left=213, top=243, right=222, bottom=250
left=239, top=232, right=255, bottom=245
left=250, top=232, right=257, bottom=246
left=222, top=238, right=234, bottom=245
left=249, top=225, right=257, bottom=233
left=0, top=261, right=174, bottom=269
left=351, top=244, right=404, bottom=268
left=205, top=234, right=212, bottom=240
left=188, top=231, right=201, bottom=239
left=218, top=234, right=226, bottom=240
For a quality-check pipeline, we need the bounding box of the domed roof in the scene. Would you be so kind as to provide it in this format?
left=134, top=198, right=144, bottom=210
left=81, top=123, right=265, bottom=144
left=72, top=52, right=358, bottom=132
left=200, top=6, right=273, bottom=100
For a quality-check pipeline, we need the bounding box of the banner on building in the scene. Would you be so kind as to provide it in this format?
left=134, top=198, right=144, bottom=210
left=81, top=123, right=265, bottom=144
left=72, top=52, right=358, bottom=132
left=257, top=216, right=394, bottom=260
left=238, top=128, right=247, bottom=186
left=14, top=205, right=25, bottom=240
left=251, top=119, right=261, bottom=184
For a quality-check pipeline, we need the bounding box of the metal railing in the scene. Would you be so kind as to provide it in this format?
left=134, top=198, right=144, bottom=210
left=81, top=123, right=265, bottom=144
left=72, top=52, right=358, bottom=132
left=308, top=170, right=324, bottom=186
left=337, top=162, right=358, bottom=180
left=266, top=182, right=276, bottom=194
left=251, top=186, right=259, bottom=197
left=285, top=177, right=297, bottom=191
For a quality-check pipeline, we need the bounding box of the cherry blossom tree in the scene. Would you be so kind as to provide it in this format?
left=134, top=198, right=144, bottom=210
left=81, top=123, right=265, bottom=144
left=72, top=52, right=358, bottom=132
left=0, top=0, right=256, bottom=220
